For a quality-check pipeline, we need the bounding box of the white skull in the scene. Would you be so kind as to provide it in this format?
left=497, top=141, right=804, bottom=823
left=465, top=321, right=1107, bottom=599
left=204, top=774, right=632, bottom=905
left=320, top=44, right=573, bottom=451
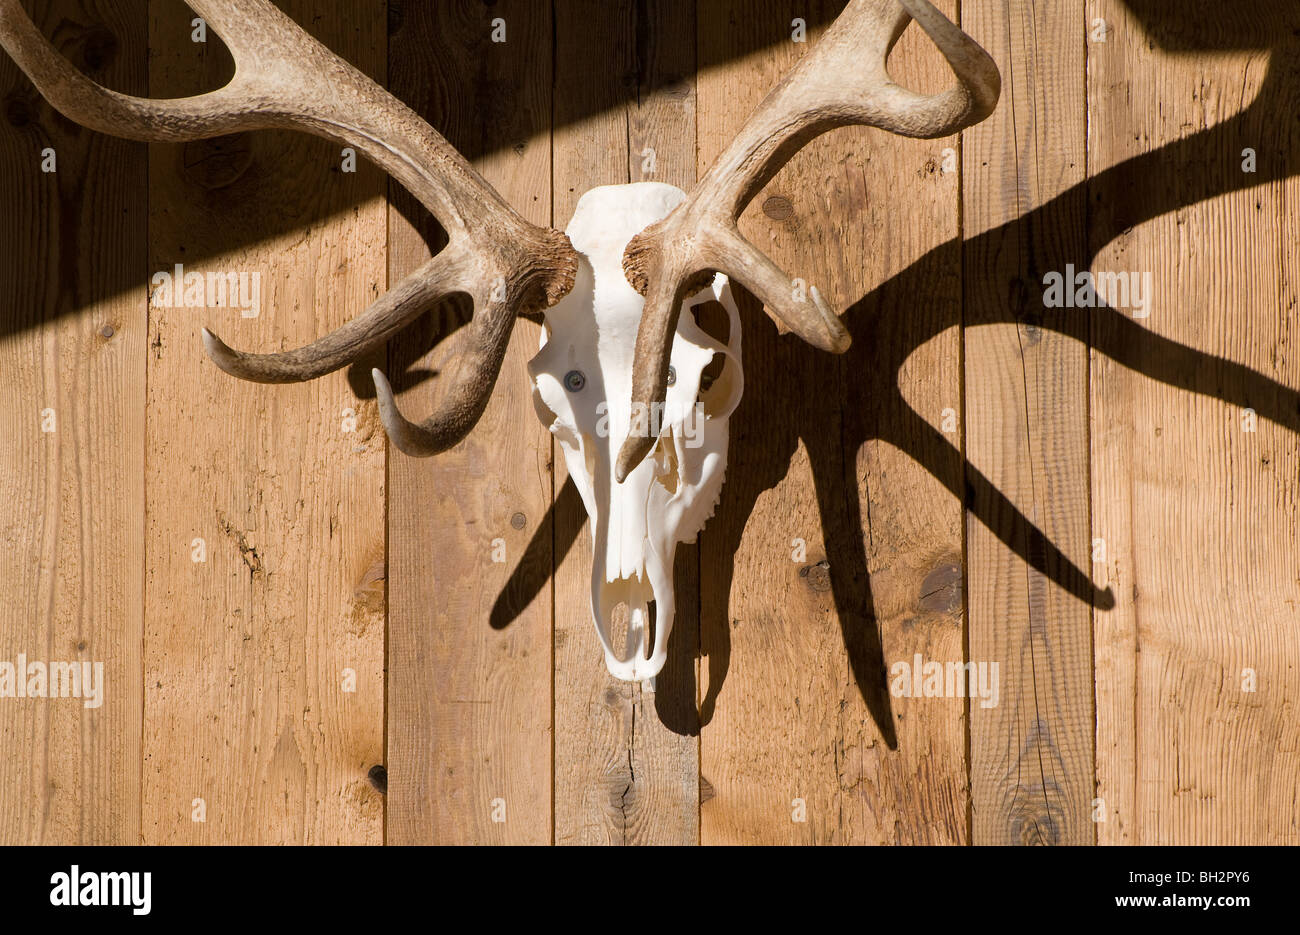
left=528, top=182, right=743, bottom=682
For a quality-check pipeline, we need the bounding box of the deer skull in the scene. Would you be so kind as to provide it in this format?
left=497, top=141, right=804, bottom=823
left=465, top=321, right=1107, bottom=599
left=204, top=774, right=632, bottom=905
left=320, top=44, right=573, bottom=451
left=529, top=183, right=742, bottom=682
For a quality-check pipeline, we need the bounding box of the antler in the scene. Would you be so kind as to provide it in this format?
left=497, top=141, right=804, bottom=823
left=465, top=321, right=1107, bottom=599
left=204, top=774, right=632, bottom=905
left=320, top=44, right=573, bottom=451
left=0, top=0, right=576, bottom=455
left=616, top=0, right=999, bottom=480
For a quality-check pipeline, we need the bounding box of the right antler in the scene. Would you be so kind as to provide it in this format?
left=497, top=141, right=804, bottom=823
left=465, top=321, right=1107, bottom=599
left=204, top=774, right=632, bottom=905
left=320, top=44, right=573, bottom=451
left=0, top=0, right=576, bottom=456
left=616, top=0, right=999, bottom=480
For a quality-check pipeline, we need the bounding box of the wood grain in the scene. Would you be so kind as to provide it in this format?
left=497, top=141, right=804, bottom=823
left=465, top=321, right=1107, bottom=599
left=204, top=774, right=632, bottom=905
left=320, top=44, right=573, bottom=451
left=0, top=0, right=146, bottom=845
left=385, top=0, right=554, bottom=845
left=141, top=0, right=386, bottom=844
left=836, top=0, right=967, bottom=845
left=1089, top=0, right=1300, bottom=844
left=551, top=0, right=699, bottom=846
left=962, top=0, right=1095, bottom=846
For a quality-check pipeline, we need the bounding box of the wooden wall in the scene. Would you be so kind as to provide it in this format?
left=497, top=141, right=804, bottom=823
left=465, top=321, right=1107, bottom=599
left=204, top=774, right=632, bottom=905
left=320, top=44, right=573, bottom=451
left=1, top=0, right=1297, bottom=845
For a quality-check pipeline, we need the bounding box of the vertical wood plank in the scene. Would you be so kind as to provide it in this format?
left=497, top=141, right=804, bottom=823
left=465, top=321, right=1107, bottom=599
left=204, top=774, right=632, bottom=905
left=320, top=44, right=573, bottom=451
left=963, top=0, right=1094, bottom=845
left=696, top=0, right=841, bottom=844
left=142, top=0, right=386, bottom=844
left=837, top=1, right=967, bottom=846
left=697, top=0, right=967, bottom=844
left=386, top=0, right=553, bottom=845
left=551, top=0, right=699, bottom=846
left=1090, top=0, right=1300, bottom=844
left=0, top=0, right=145, bottom=845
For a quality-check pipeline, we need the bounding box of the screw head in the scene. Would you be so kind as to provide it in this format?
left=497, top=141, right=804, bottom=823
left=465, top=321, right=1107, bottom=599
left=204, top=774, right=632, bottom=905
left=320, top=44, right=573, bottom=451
left=563, top=370, right=586, bottom=392
left=666, top=365, right=676, bottom=386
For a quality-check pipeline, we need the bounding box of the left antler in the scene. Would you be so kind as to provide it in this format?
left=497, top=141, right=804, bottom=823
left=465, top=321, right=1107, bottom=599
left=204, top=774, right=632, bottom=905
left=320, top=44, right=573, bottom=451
left=1, top=0, right=576, bottom=456
left=616, top=0, right=999, bottom=480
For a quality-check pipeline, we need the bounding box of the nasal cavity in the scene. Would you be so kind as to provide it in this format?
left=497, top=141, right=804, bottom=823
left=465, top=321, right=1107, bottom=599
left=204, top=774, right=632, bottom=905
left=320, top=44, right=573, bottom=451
left=654, top=438, right=679, bottom=494
left=608, top=601, right=631, bottom=662
left=606, top=600, right=657, bottom=662
left=645, top=600, right=657, bottom=661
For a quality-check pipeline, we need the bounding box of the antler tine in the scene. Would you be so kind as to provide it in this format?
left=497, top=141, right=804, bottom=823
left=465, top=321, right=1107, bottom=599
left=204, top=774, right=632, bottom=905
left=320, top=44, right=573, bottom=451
left=371, top=276, right=526, bottom=457
left=201, top=248, right=471, bottom=384
left=616, top=0, right=999, bottom=481
left=1, top=0, right=576, bottom=455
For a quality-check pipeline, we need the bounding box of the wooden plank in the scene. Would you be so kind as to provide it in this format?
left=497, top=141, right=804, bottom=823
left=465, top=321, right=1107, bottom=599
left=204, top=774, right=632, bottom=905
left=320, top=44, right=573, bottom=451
left=551, top=0, right=699, bottom=846
left=697, top=0, right=966, bottom=844
left=696, top=0, right=840, bottom=844
left=142, top=0, right=386, bottom=844
left=1090, top=0, right=1300, bottom=844
left=834, top=1, right=967, bottom=846
left=0, top=0, right=146, bottom=845
left=963, top=0, right=1095, bottom=844
left=385, top=0, right=554, bottom=845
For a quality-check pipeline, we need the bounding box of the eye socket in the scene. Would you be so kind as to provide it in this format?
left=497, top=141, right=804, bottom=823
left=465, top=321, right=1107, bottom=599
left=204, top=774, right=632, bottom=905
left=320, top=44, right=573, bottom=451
left=563, top=370, right=586, bottom=392
left=666, top=365, right=676, bottom=387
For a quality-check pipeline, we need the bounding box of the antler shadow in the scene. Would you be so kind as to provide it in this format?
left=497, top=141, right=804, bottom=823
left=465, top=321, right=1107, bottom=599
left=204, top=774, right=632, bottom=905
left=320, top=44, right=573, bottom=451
left=493, top=0, right=1300, bottom=744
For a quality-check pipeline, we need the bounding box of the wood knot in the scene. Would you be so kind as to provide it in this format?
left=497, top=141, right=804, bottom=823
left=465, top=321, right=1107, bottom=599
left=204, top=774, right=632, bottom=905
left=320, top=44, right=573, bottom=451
left=354, top=560, right=386, bottom=612
left=4, top=96, right=32, bottom=128
left=762, top=195, right=795, bottom=221
left=918, top=561, right=962, bottom=614
left=367, top=764, right=387, bottom=795
left=699, top=775, right=716, bottom=804
left=661, top=78, right=692, bottom=100
left=1010, top=802, right=1063, bottom=845
left=799, top=560, right=831, bottom=592
left=79, top=26, right=118, bottom=73
left=182, top=133, right=254, bottom=190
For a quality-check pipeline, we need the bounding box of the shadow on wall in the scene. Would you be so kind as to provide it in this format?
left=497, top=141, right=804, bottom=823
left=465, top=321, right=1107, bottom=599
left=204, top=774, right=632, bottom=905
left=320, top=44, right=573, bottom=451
left=4, top=1, right=1299, bottom=744
left=494, top=0, right=1300, bottom=744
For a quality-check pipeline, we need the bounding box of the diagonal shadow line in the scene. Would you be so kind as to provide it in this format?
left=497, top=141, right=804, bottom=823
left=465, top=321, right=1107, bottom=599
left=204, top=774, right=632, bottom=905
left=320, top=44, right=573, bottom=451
left=1089, top=308, right=1300, bottom=430
left=884, top=403, right=1114, bottom=611
left=490, top=476, right=582, bottom=630
left=806, top=423, right=900, bottom=750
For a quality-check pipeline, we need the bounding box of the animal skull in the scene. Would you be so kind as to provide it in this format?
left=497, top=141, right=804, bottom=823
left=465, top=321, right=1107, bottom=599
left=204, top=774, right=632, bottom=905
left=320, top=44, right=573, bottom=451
left=529, top=183, right=743, bottom=682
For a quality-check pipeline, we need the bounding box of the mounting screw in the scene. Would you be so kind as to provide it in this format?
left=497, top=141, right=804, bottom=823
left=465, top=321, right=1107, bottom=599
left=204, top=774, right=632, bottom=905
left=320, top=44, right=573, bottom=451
left=666, top=365, right=676, bottom=386
left=564, top=370, right=586, bottom=392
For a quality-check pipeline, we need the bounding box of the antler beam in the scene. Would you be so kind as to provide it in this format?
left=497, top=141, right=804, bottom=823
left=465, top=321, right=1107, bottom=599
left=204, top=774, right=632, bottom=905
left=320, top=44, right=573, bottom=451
left=616, top=0, right=999, bottom=480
